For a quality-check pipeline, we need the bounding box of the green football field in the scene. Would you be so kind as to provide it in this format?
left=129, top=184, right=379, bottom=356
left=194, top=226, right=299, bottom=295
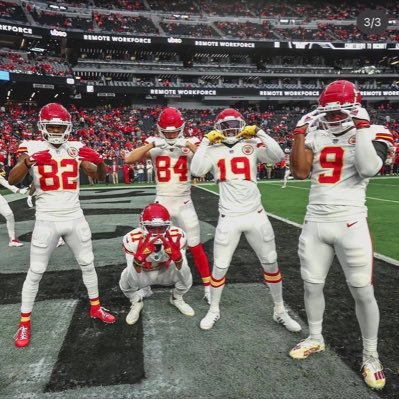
left=200, top=176, right=399, bottom=262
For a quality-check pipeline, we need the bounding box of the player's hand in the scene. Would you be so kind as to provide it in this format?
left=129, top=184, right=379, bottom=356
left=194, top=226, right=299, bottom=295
left=161, top=231, right=182, bottom=264
left=236, top=125, right=258, bottom=140
left=134, top=234, right=158, bottom=266
left=18, top=187, right=29, bottom=195
left=342, top=106, right=370, bottom=130
left=173, top=138, right=188, bottom=148
left=27, top=195, right=34, bottom=208
left=147, top=137, right=168, bottom=149
left=205, top=130, right=226, bottom=144
left=26, top=150, right=52, bottom=167
left=78, top=147, right=103, bottom=165
left=293, top=110, right=325, bottom=136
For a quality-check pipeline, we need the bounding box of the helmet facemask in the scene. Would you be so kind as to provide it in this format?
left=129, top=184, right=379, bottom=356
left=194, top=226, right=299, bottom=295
left=39, top=121, right=72, bottom=145
left=214, top=118, right=245, bottom=144
left=157, top=124, right=185, bottom=146
left=141, top=217, right=171, bottom=245
left=318, top=104, right=355, bottom=135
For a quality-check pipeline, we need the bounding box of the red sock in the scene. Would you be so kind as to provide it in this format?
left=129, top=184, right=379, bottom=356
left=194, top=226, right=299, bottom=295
left=189, top=244, right=211, bottom=286
left=20, top=312, right=31, bottom=325
left=90, top=297, right=101, bottom=311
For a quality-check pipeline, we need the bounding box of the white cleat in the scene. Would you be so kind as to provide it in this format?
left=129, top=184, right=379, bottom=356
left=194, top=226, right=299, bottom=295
left=289, top=337, right=325, bottom=359
left=126, top=301, right=143, bottom=325
left=361, top=356, right=386, bottom=390
left=200, top=309, right=220, bottom=330
left=203, top=286, right=211, bottom=305
left=9, top=239, right=23, bottom=247
left=273, top=311, right=301, bottom=332
left=170, top=295, right=195, bottom=316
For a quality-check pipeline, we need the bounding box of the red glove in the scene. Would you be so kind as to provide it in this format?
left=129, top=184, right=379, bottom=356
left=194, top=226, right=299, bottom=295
left=161, top=231, right=182, bottom=263
left=133, top=234, right=158, bottom=269
left=26, top=150, right=52, bottom=167
left=343, top=106, right=371, bottom=130
left=78, top=147, right=103, bottom=165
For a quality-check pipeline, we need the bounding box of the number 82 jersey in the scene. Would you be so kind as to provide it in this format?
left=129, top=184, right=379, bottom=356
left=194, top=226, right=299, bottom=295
left=18, top=140, right=84, bottom=221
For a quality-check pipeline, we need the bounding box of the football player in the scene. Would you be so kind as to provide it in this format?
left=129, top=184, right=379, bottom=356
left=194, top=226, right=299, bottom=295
left=281, top=148, right=292, bottom=188
left=289, top=80, right=392, bottom=390
left=124, top=107, right=211, bottom=303
left=9, top=103, right=116, bottom=348
left=120, top=203, right=194, bottom=324
left=0, top=161, right=28, bottom=246
left=190, top=108, right=301, bottom=333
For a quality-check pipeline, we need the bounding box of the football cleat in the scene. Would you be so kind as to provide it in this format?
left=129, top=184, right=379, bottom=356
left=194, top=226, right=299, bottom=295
left=169, top=294, right=195, bottom=316
left=126, top=301, right=144, bottom=325
left=273, top=311, right=301, bottom=332
left=203, top=286, right=211, bottom=305
left=15, top=323, right=31, bottom=348
left=200, top=309, right=220, bottom=330
left=289, top=337, right=325, bottom=359
left=9, top=239, right=23, bottom=247
left=361, top=356, right=386, bottom=390
left=90, top=306, right=116, bottom=324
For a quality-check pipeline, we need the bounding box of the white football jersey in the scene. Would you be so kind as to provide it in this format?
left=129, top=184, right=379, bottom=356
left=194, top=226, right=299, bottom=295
left=122, top=226, right=187, bottom=271
left=18, top=140, right=84, bottom=221
left=204, top=139, right=266, bottom=216
left=145, top=137, right=199, bottom=196
left=305, top=125, right=393, bottom=221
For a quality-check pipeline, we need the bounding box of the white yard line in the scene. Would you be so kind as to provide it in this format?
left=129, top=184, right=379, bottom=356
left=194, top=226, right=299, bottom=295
left=197, top=185, right=399, bottom=267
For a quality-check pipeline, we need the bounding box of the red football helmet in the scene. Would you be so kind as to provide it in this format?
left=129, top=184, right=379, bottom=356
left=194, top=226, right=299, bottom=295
left=214, top=108, right=246, bottom=142
left=157, top=107, right=185, bottom=145
left=38, top=103, right=72, bottom=144
left=318, top=80, right=361, bottom=134
left=140, top=203, right=171, bottom=243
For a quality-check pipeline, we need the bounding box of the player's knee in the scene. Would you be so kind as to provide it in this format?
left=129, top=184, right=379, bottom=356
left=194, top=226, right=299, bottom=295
left=304, top=281, right=325, bottom=297
left=212, top=265, right=227, bottom=280
left=350, top=284, right=375, bottom=304
left=26, top=268, right=43, bottom=283
left=4, top=210, right=14, bottom=220
left=78, top=253, right=95, bottom=268
left=301, top=269, right=326, bottom=284
left=258, top=250, right=277, bottom=265
left=347, top=272, right=371, bottom=288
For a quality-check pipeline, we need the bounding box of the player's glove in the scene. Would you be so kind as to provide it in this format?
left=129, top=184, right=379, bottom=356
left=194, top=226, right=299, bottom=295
left=18, top=187, right=29, bottom=195
left=205, top=130, right=226, bottom=144
left=133, top=234, right=158, bottom=272
left=293, top=109, right=326, bottom=136
left=146, top=137, right=168, bottom=149
left=27, top=195, right=34, bottom=208
left=342, top=105, right=370, bottom=130
left=161, top=231, right=182, bottom=265
left=173, top=137, right=188, bottom=148
left=78, top=147, right=103, bottom=165
left=26, top=150, right=52, bottom=167
left=236, top=125, right=258, bottom=140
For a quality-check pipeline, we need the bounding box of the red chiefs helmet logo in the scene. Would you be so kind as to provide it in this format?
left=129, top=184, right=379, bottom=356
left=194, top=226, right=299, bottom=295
left=242, top=145, right=254, bottom=155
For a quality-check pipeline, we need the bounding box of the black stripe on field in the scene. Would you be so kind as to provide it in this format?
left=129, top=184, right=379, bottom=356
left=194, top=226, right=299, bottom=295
left=191, top=186, right=399, bottom=399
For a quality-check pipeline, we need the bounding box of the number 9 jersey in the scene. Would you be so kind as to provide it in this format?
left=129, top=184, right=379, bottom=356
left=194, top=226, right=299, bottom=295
left=305, top=125, right=393, bottom=221
left=18, top=140, right=84, bottom=221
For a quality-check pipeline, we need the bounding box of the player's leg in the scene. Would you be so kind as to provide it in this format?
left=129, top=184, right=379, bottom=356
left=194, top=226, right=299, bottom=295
left=335, top=219, right=384, bottom=389
left=0, top=196, right=22, bottom=246
left=282, top=168, right=290, bottom=188
left=244, top=209, right=300, bottom=332
left=168, top=259, right=195, bottom=316
left=175, top=198, right=211, bottom=302
left=119, top=267, right=151, bottom=325
left=15, top=220, right=59, bottom=347
left=64, top=217, right=115, bottom=324
left=289, top=221, right=335, bottom=359
left=200, top=215, right=241, bottom=330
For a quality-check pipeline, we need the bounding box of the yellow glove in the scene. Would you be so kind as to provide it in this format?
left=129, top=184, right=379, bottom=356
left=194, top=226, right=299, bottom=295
left=205, top=130, right=226, bottom=143
left=236, top=125, right=258, bottom=139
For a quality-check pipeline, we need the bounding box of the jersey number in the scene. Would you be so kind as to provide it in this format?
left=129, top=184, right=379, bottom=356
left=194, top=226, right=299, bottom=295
left=217, top=157, right=251, bottom=181
left=318, top=147, right=344, bottom=184
left=38, top=159, right=79, bottom=191
left=156, top=156, right=188, bottom=182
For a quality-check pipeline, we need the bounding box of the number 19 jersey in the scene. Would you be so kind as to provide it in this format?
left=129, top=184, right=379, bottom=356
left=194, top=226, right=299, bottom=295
left=18, top=140, right=84, bottom=221
left=305, top=125, right=393, bottom=221
left=146, top=137, right=199, bottom=197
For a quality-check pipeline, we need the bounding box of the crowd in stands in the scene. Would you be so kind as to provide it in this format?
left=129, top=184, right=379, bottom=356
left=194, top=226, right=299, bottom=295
left=0, top=103, right=398, bottom=182
left=160, top=21, right=217, bottom=38
left=0, top=1, right=27, bottom=22
left=94, top=13, right=158, bottom=34
left=216, top=21, right=276, bottom=40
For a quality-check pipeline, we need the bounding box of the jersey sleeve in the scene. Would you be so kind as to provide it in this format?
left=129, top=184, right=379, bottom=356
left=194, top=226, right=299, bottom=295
left=304, top=129, right=317, bottom=151
left=122, top=229, right=143, bottom=257
left=372, top=125, right=394, bottom=149
left=188, top=137, right=201, bottom=146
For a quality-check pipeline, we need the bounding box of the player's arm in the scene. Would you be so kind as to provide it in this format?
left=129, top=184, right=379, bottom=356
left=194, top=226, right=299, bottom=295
left=186, top=141, right=198, bottom=154
left=290, top=135, right=314, bottom=179
left=124, top=142, right=153, bottom=164
left=0, top=174, right=23, bottom=193
left=78, top=147, right=106, bottom=180
left=8, top=153, right=30, bottom=185
left=190, top=136, right=214, bottom=177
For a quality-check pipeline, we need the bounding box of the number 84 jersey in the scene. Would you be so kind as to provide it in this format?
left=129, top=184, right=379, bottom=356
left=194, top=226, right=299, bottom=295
left=146, top=137, right=199, bottom=197
left=18, top=140, right=84, bottom=221
left=305, top=125, right=392, bottom=221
